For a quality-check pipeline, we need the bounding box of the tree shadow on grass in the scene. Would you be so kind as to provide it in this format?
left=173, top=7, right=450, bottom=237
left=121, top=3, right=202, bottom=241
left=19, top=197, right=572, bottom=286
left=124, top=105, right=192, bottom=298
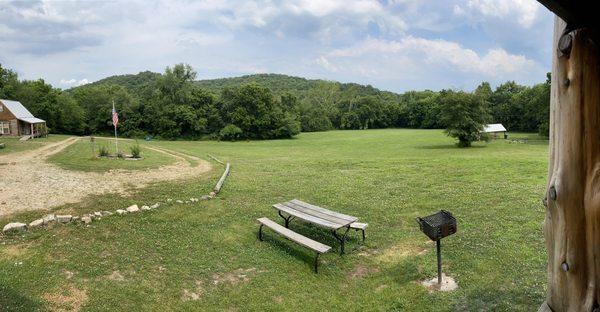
left=417, top=144, right=486, bottom=150
left=0, top=285, right=43, bottom=312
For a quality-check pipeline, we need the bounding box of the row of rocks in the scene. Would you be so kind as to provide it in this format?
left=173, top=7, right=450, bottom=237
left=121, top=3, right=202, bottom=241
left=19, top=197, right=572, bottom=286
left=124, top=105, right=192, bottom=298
left=2, top=195, right=213, bottom=234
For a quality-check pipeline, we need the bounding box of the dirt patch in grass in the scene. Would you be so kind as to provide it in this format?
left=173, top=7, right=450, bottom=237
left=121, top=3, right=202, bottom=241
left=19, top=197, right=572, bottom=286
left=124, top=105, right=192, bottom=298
left=42, top=286, right=88, bottom=312
left=212, top=268, right=262, bottom=286
left=375, top=243, right=425, bottom=263
left=0, top=243, right=30, bottom=258
left=347, top=265, right=380, bottom=279
left=61, top=269, right=75, bottom=280
left=106, top=271, right=125, bottom=281
left=181, top=281, right=204, bottom=302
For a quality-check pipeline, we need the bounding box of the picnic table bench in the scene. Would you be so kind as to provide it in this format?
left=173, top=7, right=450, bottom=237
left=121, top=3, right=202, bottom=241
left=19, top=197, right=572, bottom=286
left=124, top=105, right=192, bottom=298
left=257, top=217, right=331, bottom=272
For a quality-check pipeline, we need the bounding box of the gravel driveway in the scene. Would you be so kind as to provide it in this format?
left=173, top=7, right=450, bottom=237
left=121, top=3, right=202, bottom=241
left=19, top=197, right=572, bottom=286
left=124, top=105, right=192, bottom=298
left=0, top=137, right=211, bottom=217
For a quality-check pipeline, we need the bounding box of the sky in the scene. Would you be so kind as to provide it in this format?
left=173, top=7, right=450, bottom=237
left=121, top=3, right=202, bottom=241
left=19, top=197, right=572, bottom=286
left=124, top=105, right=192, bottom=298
left=0, top=0, right=555, bottom=93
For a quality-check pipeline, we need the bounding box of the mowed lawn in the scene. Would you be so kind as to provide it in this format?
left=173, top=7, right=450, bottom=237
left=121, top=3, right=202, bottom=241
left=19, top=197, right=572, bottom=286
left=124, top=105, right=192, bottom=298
left=0, top=129, right=548, bottom=311
left=0, top=134, right=71, bottom=155
left=47, top=138, right=176, bottom=172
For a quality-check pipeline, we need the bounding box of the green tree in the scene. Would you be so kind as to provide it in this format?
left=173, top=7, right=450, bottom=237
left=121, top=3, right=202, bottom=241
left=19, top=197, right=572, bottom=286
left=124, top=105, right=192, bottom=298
left=439, top=90, right=491, bottom=147
left=0, top=64, right=19, bottom=99
left=221, top=83, right=299, bottom=139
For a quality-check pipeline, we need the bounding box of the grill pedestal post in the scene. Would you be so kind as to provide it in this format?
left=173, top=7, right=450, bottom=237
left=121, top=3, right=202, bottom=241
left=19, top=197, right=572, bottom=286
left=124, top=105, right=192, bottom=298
left=437, top=239, right=442, bottom=285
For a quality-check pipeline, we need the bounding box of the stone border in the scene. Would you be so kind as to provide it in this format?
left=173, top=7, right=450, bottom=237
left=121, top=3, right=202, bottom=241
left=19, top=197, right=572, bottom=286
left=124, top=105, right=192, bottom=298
left=2, top=156, right=232, bottom=235
left=1, top=198, right=205, bottom=234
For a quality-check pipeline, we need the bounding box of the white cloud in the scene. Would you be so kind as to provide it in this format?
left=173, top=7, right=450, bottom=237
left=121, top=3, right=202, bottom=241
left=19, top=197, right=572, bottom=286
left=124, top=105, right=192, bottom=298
left=458, top=0, right=539, bottom=28
left=60, top=78, right=89, bottom=87
left=315, top=37, right=541, bottom=90
left=0, top=0, right=552, bottom=93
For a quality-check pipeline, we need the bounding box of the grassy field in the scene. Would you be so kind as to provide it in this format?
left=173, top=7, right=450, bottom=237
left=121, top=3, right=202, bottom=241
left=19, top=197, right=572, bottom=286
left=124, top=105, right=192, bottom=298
left=0, top=129, right=548, bottom=311
left=47, top=138, right=176, bottom=172
left=0, top=135, right=70, bottom=155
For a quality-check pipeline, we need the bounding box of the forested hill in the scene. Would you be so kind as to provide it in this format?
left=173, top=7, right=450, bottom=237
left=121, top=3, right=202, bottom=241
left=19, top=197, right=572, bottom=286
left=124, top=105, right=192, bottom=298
left=82, top=71, right=162, bottom=97
left=195, top=73, right=400, bottom=101
left=83, top=72, right=401, bottom=103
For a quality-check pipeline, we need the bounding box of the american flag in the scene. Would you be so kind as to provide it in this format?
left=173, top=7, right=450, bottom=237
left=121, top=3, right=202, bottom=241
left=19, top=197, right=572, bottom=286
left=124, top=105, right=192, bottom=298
left=112, top=102, right=119, bottom=127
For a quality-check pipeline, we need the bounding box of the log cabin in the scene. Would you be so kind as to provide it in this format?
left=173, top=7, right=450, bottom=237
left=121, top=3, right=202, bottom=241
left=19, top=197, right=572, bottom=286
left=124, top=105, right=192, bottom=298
left=0, top=99, right=47, bottom=139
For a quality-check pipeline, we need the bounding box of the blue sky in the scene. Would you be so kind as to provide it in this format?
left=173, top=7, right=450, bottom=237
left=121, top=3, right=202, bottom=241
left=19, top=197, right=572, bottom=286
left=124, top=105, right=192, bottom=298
left=0, top=0, right=554, bottom=93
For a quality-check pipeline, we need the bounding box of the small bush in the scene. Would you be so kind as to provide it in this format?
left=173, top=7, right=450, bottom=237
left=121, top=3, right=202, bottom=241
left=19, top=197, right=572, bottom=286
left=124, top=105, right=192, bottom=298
left=219, top=124, right=243, bottom=141
left=98, top=145, right=109, bottom=157
left=130, top=142, right=142, bottom=158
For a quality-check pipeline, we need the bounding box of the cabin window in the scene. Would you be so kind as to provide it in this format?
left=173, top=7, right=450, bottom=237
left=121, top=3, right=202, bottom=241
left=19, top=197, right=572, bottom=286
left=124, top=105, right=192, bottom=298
left=0, top=121, right=9, bottom=134
left=0, top=105, right=3, bottom=112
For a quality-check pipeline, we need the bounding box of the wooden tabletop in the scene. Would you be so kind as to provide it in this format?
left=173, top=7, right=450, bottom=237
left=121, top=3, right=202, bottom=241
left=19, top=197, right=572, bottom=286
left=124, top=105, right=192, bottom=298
left=273, top=199, right=358, bottom=230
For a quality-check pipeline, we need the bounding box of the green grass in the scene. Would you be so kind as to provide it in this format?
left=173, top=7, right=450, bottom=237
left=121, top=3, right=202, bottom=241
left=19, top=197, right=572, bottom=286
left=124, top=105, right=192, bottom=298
left=0, top=129, right=548, bottom=311
left=0, top=135, right=70, bottom=155
left=47, top=139, right=176, bottom=172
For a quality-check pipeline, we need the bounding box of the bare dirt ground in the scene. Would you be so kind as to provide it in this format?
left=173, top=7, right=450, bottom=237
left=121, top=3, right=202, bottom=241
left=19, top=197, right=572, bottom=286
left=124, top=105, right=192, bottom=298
left=0, top=137, right=212, bottom=217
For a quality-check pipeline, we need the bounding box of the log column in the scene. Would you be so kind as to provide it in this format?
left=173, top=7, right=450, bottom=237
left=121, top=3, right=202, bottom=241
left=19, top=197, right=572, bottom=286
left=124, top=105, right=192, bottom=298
left=541, top=17, right=600, bottom=311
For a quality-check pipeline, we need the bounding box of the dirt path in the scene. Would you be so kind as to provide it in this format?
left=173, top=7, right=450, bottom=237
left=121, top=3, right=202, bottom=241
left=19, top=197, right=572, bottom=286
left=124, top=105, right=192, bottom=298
left=0, top=137, right=212, bottom=217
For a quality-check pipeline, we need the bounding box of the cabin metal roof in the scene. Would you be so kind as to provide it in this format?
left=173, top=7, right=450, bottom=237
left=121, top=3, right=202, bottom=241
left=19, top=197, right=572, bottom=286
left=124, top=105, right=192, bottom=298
left=0, top=99, right=45, bottom=123
left=483, top=123, right=507, bottom=133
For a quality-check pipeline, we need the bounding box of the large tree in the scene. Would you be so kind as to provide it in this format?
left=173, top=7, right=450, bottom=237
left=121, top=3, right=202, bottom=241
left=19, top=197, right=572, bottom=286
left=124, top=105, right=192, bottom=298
left=439, top=90, right=491, bottom=147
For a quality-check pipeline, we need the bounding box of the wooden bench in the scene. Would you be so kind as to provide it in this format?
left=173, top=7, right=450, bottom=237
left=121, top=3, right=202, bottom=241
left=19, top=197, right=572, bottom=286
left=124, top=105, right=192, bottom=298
left=257, top=217, right=331, bottom=272
left=350, top=222, right=368, bottom=242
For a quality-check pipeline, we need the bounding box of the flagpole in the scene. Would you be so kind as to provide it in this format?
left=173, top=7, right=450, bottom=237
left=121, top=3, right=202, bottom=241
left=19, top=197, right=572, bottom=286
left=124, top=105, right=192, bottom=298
left=113, top=100, right=118, bottom=156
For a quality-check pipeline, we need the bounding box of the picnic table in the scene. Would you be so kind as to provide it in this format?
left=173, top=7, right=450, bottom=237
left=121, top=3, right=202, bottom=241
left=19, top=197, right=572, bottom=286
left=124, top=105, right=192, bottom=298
left=273, top=199, right=358, bottom=254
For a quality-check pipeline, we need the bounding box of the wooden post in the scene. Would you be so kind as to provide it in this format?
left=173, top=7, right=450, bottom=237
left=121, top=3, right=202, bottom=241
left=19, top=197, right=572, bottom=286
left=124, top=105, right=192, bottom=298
left=540, top=17, right=600, bottom=311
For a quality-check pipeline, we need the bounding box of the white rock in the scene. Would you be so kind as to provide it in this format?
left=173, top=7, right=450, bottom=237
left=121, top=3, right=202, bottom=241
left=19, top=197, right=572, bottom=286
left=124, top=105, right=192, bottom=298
left=185, top=201, right=190, bottom=204
left=116, top=209, right=127, bottom=215
left=141, top=205, right=151, bottom=211
left=42, top=214, right=56, bottom=225
left=176, top=200, right=183, bottom=204
left=103, top=211, right=113, bottom=216
left=72, top=216, right=80, bottom=222
left=151, top=203, right=160, bottom=209
left=126, top=205, right=139, bottom=213
left=209, top=191, right=216, bottom=197
left=201, top=195, right=211, bottom=200
left=94, top=212, right=103, bottom=218
left=3, top=222, right=27, bottom=233
left=56, top=215, right=72, bottom=223
left=167, top=199, right=173, bottom=202
left=29, top=219, right=44, bottom=228
left=81, top=216, right=92, bottom=224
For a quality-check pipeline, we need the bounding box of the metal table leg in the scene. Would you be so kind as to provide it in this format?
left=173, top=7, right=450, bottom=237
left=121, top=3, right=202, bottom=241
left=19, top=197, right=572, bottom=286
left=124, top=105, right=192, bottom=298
left=278, top=211, right=294, bottom=228
left=332, top=226, right=350, bottom=255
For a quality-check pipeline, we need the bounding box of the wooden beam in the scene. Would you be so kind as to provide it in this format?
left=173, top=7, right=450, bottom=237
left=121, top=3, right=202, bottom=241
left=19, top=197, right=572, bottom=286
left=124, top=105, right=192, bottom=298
left=537, top=0, right=600, bottom=31
left=541, top=16, right=600, bottom=311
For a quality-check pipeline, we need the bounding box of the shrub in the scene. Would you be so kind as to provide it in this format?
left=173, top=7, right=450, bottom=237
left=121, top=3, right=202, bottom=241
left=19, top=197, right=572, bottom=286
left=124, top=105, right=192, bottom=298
left=98, top=145, right=109, bottom=157
left=219, top=124, right=243, bottom=141
left=130, top=142, right=142, bottom=158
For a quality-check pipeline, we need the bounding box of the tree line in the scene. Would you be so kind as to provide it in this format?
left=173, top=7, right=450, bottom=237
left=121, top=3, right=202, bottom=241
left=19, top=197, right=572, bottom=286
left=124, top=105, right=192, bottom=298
left=0, top=63, right=550, bottom=140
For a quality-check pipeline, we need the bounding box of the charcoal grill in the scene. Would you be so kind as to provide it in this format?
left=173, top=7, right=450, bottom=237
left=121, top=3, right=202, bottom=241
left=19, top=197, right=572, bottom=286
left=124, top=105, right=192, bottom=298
left=416, top=210, right=457, bottom=285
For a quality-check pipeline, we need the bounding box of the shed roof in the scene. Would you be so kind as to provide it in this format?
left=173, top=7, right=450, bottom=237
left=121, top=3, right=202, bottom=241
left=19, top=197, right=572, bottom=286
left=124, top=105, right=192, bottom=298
left=0, top=99, right=45, bottom=123
left=484, top=123, right=507, bottom=133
